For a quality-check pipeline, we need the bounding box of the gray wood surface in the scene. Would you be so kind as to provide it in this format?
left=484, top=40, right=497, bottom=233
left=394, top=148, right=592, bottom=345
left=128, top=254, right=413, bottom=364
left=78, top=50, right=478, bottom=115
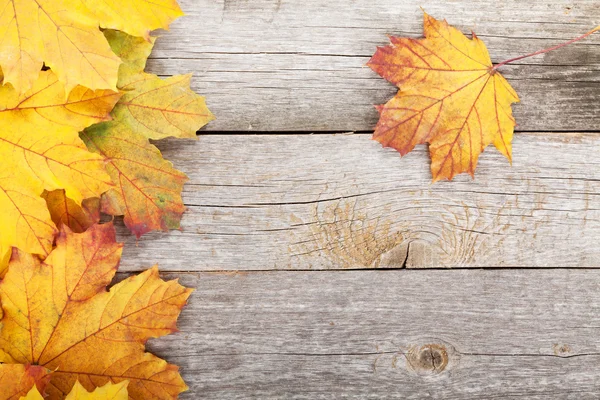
left=119, top=133, right=600, bottom=271
left=147, top=0, right=600, bottom=132
left=117, top=0, right=600, bottom=398
left=147, top=269, right=600, bottom=399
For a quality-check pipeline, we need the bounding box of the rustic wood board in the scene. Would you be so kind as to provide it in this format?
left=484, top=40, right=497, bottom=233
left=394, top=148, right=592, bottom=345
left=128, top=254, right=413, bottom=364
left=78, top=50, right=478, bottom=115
left=119, top=0, right=600, bottom=398
left=148, top=269, right=600, bottom=399
left=119, top=133, right=600, bottom=271
left=147, top=0, right=600, bottom=132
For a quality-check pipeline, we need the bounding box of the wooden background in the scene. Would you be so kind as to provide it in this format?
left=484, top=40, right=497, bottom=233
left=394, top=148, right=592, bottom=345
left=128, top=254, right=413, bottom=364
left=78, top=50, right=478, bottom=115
left=126, top=0, right=600, bottom=397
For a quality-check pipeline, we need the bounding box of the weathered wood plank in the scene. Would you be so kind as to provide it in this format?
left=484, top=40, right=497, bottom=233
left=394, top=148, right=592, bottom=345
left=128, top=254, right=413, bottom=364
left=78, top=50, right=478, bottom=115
left=118, top=133, right=600, bottom=271
left=113, top=2, right=600, bottom=398
left=146, top=0, right=600, bottom=131
left=147, top=269, right=600, bottom=398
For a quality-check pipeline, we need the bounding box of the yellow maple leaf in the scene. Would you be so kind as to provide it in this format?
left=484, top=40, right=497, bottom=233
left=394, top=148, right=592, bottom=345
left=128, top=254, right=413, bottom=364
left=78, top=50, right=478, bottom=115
left=0, top=0, right=183, bottom=94
left=0, top=364, right=51, bottom=400
left=22, top=381, right=128, bottom=400
left=368, top=12, right=520, bottom=181
left=0, top=223, right=192, bottom=399
left=0, top=70, right=119, bottom=264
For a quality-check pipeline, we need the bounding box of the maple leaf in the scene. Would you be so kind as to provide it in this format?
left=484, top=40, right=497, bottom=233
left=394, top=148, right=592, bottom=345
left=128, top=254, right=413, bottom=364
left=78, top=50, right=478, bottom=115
left=103, top=30, right=215, bottom=140
left=81, top=123, right=188, bottom=237
left=79, top=30, right=214, bottom=237
left=0, top=364, right=51, bottom=400
left=0, top=223, right=192, bottom=399
left=0, top=0, right=183, bottom=94
left=0, top=70, right=119, bottom=267
left=368, top=12, right=520, bottom=181
left=22, top=381, right=128, bottom=400
left=42, top=190, right=101, bottom=234
left=0, top=250, right=9, bottom=280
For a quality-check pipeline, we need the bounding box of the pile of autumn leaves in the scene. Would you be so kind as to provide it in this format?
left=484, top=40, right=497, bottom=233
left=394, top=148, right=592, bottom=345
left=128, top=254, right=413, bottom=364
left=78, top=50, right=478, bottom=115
left=0, top=1, right=212, bottom=399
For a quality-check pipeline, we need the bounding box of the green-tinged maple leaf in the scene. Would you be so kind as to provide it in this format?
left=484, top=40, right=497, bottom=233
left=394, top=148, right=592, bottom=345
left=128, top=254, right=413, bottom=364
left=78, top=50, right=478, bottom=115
left=78, top=30, right=214, bottom=237
left=81, top=123, right=188, bottom=237
left=104, top=30, right=215, bottom=140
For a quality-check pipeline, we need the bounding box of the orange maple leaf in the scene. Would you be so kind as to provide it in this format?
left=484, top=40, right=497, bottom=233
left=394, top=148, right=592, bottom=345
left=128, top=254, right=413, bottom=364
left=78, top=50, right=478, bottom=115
left=42, top=190, right=101, bottom=234
left=369, top=13, right=600, bottom=181
left=368, top=12, right=520, bottom=181
left=0, top=223, right=192, bottom=399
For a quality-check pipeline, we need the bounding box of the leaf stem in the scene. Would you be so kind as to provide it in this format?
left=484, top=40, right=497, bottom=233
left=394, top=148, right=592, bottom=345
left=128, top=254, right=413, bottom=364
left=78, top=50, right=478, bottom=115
left=493, top=25, right=600, bottom=69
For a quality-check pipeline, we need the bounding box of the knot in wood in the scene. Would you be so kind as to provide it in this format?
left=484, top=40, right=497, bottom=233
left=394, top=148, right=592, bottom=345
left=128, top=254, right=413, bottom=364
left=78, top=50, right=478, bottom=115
left=553, top=343, right=572, bottom=356
left=408, top=344, right=449, bottom=373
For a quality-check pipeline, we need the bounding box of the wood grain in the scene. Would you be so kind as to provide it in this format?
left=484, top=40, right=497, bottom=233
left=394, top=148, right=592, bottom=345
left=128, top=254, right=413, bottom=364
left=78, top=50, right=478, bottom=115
left=146, top=0, right=600, bottom=132
left=114, top=1, right=600, bottom=398
left=118, top=133, right=600, bottom=271
left=147, top=269, right=600, bottom=399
